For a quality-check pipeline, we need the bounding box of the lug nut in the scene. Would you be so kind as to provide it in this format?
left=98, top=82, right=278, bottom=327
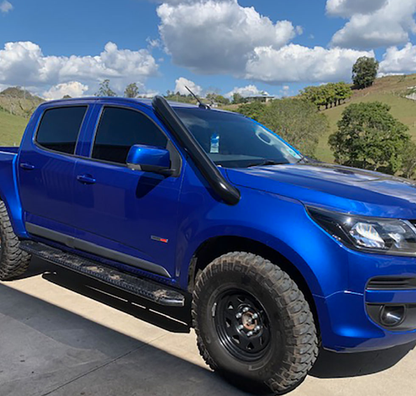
left=242, top=307, right=249, bottom=313
left=254, top=325, right=261, bottom=332
left=237, top=325, right=244, bottom=330
left=236, top=312, right=242, bottom=319
left=252, top=313, right=258, bottom=319
left=247, top=331, right=254, bottom=337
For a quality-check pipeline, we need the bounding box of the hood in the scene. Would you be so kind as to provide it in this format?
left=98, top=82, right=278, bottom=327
left=226, top=163, right=416, bottom=219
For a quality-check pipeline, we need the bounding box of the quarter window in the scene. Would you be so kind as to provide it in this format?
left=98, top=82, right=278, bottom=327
left=36, top=106, right=87, bottom=154
left=92, top=107, right=168, bottom=164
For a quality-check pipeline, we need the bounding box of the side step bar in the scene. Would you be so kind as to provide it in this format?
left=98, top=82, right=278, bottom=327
left=20, top=241, right=185, bottom=307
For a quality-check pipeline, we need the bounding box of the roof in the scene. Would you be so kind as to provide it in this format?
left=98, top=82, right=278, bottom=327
left=41, top=96, right=200, bottom=109
left=40, top=96, right=237, bottom=114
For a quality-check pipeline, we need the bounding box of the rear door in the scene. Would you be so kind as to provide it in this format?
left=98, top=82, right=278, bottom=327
left=71, top=104, right=184, bottom=278
left=18, top=104, right=90, bottom=238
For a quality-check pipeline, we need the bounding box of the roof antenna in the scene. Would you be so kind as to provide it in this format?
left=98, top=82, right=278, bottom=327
left=185, top=86, right=210, bottom=109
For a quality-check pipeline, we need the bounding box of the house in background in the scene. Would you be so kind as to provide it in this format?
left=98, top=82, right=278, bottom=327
left=245, top=95, right=275, bottom=103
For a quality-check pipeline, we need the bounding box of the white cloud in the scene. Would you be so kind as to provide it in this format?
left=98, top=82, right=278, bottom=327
left=0, top=41, right=158, bottom=95
left=153, top=0, right=196, bottom=3
left=42, top=81, right=89, bottom=100
left=245, top=44, right=373, bottom=84
left=138, top=89, right=160, bottom=98
left=329, top=0, right=416, bottom=49
left=155, top=0, right=370, bottom=84
left=226, top=84, right=270, bottom=98
left=157, top=0, right=300, bottom=75
left=0, top=1, right=13, bottom=13
left=295, top=26, right=304, bottom=35
left=147, top=37, right=161, bottom=49
left=326, top=0, right=387, bottom=17
left=174, top=77, right=203, bottom=95
left=280, top=85, right=291, bottom=97
left=379, top=43, right=416, bottom=74
left=152, top=0, right=226, bottom=4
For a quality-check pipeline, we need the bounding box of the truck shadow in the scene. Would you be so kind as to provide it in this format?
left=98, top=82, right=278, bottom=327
left=310, top=341, right=416, bottom=379
left=0, top=278, right=247, bottom=396
left=14, top=258, right=416, bottom=381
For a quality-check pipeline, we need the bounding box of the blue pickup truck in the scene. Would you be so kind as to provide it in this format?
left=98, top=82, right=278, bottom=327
left=1, top=96, right=416, bottom=394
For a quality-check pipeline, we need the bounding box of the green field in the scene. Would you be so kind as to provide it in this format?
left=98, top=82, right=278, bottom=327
left=0, top=108, right=28, bottom=146
left=316, top=75, right=416, bottom=163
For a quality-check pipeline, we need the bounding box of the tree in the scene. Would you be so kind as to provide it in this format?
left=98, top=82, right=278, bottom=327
left=95, top=79, right=116, bottom=97
left=236, top=102, right=266, bottom=121
left=334, top=82, right=352, bottom=106
left=300, top=86, right=322, bottom=109
left=206, top=93, right=216, bottom=101
left=259, top=98, right=329, bottom=157
left=300, top=82, right=352, bottom=110
left=163, top=91, right=194, bottom=104
left=401, top=141, right=416, bottom=179
left=124, top=82, right=139, bottom=98
left=215, top=95, right=229, bottom=105
left=352, top=57, right=379, bottom=89
left=232, top=93, right=246, bottom=104
left=206, top=93, right=230, bottom=106
left=320, top=84, right=336, bottom=109
left=329, top=102, right=410, bottom=174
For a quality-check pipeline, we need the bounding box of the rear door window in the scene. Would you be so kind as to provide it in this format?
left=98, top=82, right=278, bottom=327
left=36, top=106, right=87, bottom=154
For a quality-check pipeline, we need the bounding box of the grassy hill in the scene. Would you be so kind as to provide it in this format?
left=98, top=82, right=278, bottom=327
left=0, top=108, right=28, bottom=146
left=0, top=87, right=44, bottom=118
left=0, top=87, right=44, bottom=146
left=316, top=74, right=416, bottom=162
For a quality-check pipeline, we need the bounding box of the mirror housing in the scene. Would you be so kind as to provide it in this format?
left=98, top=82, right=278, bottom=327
left=127, top=145, right=173, bottom=175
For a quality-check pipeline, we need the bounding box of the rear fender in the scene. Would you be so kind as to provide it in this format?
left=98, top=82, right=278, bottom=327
left=0, top=153, right=27, bottom=237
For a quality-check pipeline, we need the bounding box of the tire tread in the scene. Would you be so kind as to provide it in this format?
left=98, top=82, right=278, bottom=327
left=0, top=201, right=31, bottom=280
left=192, top=252, right=318, bottom=394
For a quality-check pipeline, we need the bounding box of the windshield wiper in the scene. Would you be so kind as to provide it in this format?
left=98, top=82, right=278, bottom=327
left=247, top=160, right=287, bottom=168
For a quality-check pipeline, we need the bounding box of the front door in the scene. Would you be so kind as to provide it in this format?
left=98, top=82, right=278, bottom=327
left=72, top=105, right=183, bottom=278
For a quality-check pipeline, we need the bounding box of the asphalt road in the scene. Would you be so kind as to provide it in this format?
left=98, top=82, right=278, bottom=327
left=0, top=258, right=415, bottom=396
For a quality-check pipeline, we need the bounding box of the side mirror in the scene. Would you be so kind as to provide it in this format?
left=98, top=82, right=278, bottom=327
left=127, top=144, right=173, bottom=175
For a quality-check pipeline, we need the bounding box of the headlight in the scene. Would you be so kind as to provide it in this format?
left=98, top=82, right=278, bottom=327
left=307, top=206, right=416, bottom=256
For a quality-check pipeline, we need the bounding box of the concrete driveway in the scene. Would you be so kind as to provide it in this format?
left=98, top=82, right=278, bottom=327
left=0, top=258, right=415, bottom=396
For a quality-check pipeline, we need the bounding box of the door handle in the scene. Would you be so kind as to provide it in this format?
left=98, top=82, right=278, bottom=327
left=20, top=162, right=35, bottom=170
left=77, top=174, right=96, bottom=185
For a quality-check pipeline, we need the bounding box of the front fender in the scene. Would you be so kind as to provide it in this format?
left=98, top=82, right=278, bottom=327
left=176, top=183, right=349, bottom=299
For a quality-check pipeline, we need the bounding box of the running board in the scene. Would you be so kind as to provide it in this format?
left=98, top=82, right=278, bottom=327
left=19, top=241, right=185, bottom=307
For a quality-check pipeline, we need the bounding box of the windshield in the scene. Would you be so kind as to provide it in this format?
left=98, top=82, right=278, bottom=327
left=175, top=108, right=302, bottom=169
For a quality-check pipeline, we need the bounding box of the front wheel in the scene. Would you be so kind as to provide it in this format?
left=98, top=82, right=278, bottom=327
left=192, top=252, right=318, bottom=394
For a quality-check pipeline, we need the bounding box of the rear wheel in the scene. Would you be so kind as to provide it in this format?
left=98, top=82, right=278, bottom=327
left=192, top=252, right=318, bottom=394
left=0, top=201, right=31, bottom=280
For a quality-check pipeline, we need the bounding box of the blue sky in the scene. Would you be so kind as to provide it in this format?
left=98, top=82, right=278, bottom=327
left=1, top=0, right=416, bottom=99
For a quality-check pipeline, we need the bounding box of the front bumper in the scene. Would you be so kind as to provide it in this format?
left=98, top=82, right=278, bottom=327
left=316, top=250, right=416, bottom=352
left=316, top=291, right=416, bottom=352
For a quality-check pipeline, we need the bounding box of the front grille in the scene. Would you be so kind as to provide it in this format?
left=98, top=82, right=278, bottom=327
left=367, top=277, right=416, bottom=290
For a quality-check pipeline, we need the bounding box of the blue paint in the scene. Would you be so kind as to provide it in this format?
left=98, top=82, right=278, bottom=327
left=0, top=97, right=416, bottom=353
left=127, top=145, right=171, bottom=170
